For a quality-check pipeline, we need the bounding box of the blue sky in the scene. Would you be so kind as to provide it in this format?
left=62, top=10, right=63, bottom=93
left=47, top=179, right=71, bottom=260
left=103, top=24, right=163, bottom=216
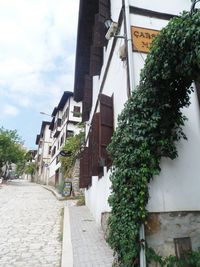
left=0, top=0, right=79, bottom=149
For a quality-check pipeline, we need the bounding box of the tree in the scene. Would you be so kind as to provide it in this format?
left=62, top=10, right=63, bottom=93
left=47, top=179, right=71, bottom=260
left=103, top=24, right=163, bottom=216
left=60, top=125, right=85, bottom=177
left=24, top=162, right=37, bottom=182
left=16, top=151, right=35, bottom=176
left=0, top=127, right=26, bottom=179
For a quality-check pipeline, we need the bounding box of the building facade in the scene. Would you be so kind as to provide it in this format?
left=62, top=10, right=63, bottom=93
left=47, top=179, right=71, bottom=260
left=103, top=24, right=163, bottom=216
left=74, top=0, right=200, bottom=258
left=48, top=91, right=82, bottom=186
left=35, top=121, right=52, bottom=184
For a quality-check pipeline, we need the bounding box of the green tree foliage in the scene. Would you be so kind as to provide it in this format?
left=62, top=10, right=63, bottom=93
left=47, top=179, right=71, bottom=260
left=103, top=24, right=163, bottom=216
left=16, top=152, right=35, bottom=177
left=0, top=127, right=26, bottom=178
left=107, top=11, right=200, bottom=266
left=24, top=162, right=37, bottom=178
left=60, top=126, right=84, bottom=178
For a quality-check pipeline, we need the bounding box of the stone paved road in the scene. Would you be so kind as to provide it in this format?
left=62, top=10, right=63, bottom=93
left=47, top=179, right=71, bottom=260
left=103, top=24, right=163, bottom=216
left=0, top=180, right=63, bottom=267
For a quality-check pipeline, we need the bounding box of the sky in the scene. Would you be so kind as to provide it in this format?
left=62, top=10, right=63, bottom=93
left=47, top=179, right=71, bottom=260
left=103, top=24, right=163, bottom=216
left=0, top=0, right=79, bottom=149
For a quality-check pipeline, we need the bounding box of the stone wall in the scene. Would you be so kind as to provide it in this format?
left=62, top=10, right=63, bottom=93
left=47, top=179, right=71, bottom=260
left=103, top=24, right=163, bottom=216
left=48, top=175, right=55, bottom=186
left=71, top=159, right=83, bottom=196
left=101, top=212, right=111, bottom=239
left=101, top=210, right=200, bottom=259
left=146, top=211, right=200, bottom=257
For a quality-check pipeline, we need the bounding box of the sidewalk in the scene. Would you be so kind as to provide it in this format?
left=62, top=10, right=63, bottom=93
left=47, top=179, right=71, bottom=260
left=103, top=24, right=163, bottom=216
left=62, top=201, right=114, bottom=267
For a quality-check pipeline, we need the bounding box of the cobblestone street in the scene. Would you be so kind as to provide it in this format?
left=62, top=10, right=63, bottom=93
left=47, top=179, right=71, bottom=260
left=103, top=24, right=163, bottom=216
left=0, top=180, right=63, bottom=267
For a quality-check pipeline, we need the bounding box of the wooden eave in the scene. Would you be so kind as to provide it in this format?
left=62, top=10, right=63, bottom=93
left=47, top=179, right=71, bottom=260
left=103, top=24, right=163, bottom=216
left=35, top=134, right=40, bottom=145
left=74, top=0, right=99, bottom=102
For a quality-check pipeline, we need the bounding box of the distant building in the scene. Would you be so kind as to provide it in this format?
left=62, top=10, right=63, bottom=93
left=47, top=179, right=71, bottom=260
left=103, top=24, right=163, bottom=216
left=35, top=121, right=52, bottom=184
left=48, top=91, right=82, bottom=186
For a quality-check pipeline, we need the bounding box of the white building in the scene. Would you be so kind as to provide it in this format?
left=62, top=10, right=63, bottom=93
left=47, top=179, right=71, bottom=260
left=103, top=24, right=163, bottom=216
left=35, top=121, right=52, bottom=184
left=74, top=0, right=200, bottom=258
left=48, top=91, right=82, bottom=186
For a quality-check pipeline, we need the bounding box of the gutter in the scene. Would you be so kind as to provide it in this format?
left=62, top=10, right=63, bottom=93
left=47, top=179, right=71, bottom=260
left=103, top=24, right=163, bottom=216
left=123, top=0, right=136, bottom=97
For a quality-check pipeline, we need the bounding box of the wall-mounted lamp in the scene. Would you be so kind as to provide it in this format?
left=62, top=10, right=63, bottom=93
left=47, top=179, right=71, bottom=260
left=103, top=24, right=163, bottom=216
left=104, top=19, right=113, bottom=29
left=191, top=0, right=200, bottom=14
left=59, top=150, right=72, bottom=157
left=104, top=19, right=125, bottom=40
left=59, top=141, right=85, bottom=158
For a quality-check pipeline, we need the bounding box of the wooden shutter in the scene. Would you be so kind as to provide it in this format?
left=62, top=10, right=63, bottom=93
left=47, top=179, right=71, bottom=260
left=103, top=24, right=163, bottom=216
left=79, top=147, right=91, bottom=188
left=90, top=113, right=100, bottom=176
left=174, top=237, right=192, bottom=259
left=89, top=46, right=103, bottom=76
left=99, top=0, right=110, bottom=23
left=82, top=75, right=92, bottom=122
left=99, top=94, right=114, bottom=167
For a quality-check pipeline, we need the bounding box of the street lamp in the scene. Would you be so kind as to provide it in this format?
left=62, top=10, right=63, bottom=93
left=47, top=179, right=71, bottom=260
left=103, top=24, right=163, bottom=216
left=40, top=112, right=51, bottom=117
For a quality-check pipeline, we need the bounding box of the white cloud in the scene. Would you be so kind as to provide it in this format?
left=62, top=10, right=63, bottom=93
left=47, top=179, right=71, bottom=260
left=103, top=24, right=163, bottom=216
left=3, top=104, right=19, bottom=117
left=0, top=0, right=79, bottom=146
left=0, top=1, right=79, bottom=101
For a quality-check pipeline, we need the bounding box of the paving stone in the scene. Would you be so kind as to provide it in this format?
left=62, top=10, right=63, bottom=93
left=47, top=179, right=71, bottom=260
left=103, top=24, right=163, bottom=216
left=68, top=204, right=114, bottom=267
left=0, top=180, right=63, bottom=267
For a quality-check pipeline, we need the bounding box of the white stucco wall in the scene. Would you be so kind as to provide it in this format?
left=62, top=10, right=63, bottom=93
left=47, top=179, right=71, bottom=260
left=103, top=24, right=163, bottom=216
left=129, top=0, right=191, bottom=15
left=84, top=0, right=200, bottom=223
left=148, top=90, right=200, bottom=212
left=85, top=169, right=112, bottom=224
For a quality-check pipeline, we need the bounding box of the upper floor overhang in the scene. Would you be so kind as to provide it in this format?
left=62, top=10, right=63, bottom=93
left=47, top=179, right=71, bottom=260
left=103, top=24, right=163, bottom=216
left=74, top=0, right=109, bottom=102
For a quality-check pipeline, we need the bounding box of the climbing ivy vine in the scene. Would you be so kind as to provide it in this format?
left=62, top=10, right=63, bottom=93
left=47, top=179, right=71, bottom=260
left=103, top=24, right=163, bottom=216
left=107, top=11, right=200, bottom=266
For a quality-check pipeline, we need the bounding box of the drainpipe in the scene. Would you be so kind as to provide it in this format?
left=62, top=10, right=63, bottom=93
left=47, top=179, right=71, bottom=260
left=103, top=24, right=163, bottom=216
left=123, top=0, right=136, bottom=97
left=140, top=224, right=146, bottom=267
left=123, top=0, right=146, bottom=266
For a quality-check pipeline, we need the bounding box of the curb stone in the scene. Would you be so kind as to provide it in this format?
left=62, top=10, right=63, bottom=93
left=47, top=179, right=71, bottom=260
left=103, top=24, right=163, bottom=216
left=41, top=185, right=66, bottom=201
left=61, top=205, right=73, bottom=267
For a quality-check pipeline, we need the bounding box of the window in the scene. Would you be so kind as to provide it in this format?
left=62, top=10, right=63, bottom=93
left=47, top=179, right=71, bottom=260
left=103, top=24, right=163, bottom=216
left=48, top=146, right=52, bottom=155
left=39, top=140, right=43, bottom=148
left=174, top=237, right=192, bottom=259
left=80, top=147, right=91, bottom=188
left=60, top=134, right=64, bottom=146
left=65, top=107, right=69, bottom=120
left=56, top=155, right=59, bottom=165
left=85, top=94, right=113, bottom=179
left=37, top=155, right=41, bottom=162
left=66, top=130, right=74, bottom=138
left=57, top=118, right=62, bottom=127
left=73, top=106, right=81, bottom=117
left=99, top=94, right=113, bottom=168
left=52, top=146, right=56, bottom=157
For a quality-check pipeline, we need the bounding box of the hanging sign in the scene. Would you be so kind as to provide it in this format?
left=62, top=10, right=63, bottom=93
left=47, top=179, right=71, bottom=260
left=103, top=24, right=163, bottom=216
left=131, top=26, right=159, bottom=53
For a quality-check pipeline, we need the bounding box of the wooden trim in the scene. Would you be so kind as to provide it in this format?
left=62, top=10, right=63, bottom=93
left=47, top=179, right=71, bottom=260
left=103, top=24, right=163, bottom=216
left=130, top=6, right=177, bottom=20
left=195, top=82, right=200, bottom=107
